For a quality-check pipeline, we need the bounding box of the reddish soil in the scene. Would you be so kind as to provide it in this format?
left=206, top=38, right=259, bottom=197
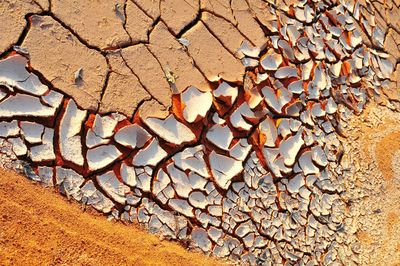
left=0, top=168, right=225, bottom=266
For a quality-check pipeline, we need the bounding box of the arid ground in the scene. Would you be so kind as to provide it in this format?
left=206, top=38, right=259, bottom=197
left=0, top=0, right=399, bottom=265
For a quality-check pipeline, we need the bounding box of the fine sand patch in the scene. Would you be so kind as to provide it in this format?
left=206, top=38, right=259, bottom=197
left=0, top=168, right=224, bottom=266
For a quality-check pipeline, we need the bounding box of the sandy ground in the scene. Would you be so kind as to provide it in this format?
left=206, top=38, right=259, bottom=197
left=340, top=104, right=400, bottom=265
left=0, top=168, right=225, bottom=266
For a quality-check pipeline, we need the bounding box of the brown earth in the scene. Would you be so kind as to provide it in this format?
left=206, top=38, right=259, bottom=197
left=0, top=168, right=225, bottom=266
left=342, top=104, right=400, bottom=265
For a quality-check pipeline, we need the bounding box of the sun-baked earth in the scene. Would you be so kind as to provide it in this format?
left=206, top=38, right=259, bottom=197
left=0, top=0, right=399, bottom=265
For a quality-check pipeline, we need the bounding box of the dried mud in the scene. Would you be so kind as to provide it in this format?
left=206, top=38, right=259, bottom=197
left=0, top=0, right=399, bottom=265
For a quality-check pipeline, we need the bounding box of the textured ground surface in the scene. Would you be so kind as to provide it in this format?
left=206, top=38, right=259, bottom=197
left=339, top=103, right=400, bottom=265
left=0, top=168, right=223, bottom=266
left=0, top=0, right=399, bottom=265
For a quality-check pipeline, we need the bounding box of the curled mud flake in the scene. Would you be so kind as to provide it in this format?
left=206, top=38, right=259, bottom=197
left=20, top=121, right=44, bottom=144
left=74, top=67, right=84, bottom=86
left=181, top=86, right=213, bottom=123
left=87, top=145, right=122, bottom=172
left=114, top=124, right=151, bottom=149
left=206, top=124, right=233, bottom=150
left=132, top=138, right=167, bottom=167
left=144, top=114, right=196, bottom=145
left=0, top=55, right=48, bottom=96
left=120, top=162, right=137, bottom=187
left=230, top=102, right=257, bottom=131
left=97, top=171, right=130, bottom=204
left=178, top=38, right=190, bottom=47
left=209, top=151, right=243, bottom=190
left=213, top=81, right=238, bottom=106
left=259, top=117, right=278, bottom=148
left=172, top=145, right=210, bottom=178
left=0, top=94, right=56, bottom=118
left=279, top=130, right=304, bottom=167
left=260, top=51, right=283, bottom=71
left=59, top=100, right=87, bottom=167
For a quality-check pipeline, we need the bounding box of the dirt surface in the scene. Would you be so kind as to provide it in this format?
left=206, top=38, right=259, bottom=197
left=0, top=168, right=224, bottom=266
left=0, top=0, right=399, bottom=265
left=340, top=104, right=400, bottom=265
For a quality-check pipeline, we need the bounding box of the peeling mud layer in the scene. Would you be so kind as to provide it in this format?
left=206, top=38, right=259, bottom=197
left=0, top=0, right=399, bottom=265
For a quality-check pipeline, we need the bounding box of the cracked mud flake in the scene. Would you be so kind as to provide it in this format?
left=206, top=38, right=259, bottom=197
left=148, top=22, right=210, bottom=93
left=213, top=82, right=238, bottom=105
left=229, top=139, right=251, bottom=161
left=260, top=49, right=282, bottom=70
left=278, top=129, right=304, bottom=167
left=0, top=94, right=56, bottom=118
left=22, top=15, right=108, bottom=110
left=182, top=21, right=245, bottom=82
left=0, top=121, right=19, bottom=138
left=134, top=0, right=160, bottom=20
left=138, top=99, right=169, bottom=120
left=160, top=0, right=199, bottom=35
left=114, top=124, right=151, bottom=149
left=167, top=163, right=192, bottom=198
left=181, top=86, right=212, bottom=122
left=132, top=138, right=167, bottom=167
left=124, top=0, right=154, bottom=43
left=201, top=11, right=249, bottom=58
left=121, top=44, right=171, bottom=107
left=59, top=100, right=87, bottom=166
left=55, top=167, right=84, bottom=199
left=80, top=180, right=115, bottom=212
left=0, top=55, right=48, bottom=95
left=51, top=0, right=136, bottom=49
left=201, top=0, right=236, bottom=24
left=87, top=145, right=122, bottom=172
left=120, top=162, right=137, bottom=187
left=29, top=127, right=55, bottom=162
left=206, top=124, right=233, bottom=150
left=209, top=151, right=243, bottom=190
left=168, top=198, right=194, bottom=217
left=229, top=102, right=257, bottom=131
left=101, top=51, right=151, bottom=116
left=144, top=114, right=195, bottom=145
left=97, top=171, right=129, bottom=204
left=172, top=145, right=210, bottom=177
left=9, top=137, right=27, bottom=157
left=91, top=114, right=118, bottom=139
left=259, top=116, right=277, bottom=148
left=0, top=0, right=42, bottom=54
left=20, top=121, right=44, bottom=144
left=230, top=0, right=268, bottom=48
left=192, top=227, right=212, bottom=252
